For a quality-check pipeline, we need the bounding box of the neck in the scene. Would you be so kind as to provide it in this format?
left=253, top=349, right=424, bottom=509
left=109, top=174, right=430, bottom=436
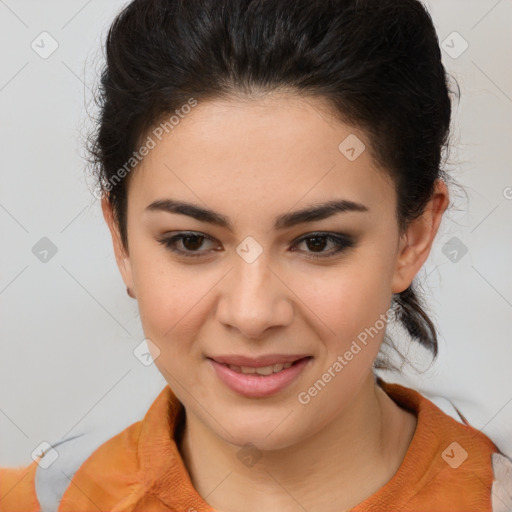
left=178, top=372, right=416, bottom=512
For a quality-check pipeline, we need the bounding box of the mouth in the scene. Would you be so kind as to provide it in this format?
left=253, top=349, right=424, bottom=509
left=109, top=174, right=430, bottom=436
left=215, top=358, right=309, bottom=376
left=207, top=355, right=313, bottom=398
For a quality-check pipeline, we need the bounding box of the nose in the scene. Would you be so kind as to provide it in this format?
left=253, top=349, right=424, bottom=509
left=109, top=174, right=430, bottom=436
left=215, top=254, right=294, bottom=339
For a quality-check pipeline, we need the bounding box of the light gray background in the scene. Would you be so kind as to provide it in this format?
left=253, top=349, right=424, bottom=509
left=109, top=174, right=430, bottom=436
left=1, top=0, right=511, bottom=466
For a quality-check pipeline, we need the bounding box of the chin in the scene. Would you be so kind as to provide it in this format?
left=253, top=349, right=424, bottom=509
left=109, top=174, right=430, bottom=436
left=209, top=408, right=306, bottom=452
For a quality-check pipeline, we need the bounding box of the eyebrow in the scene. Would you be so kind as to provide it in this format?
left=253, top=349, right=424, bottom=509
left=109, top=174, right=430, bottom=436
left=145, top=198, right=369, bottom=231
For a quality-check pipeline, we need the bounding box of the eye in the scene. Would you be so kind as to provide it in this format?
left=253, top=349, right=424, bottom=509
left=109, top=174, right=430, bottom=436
left=157, top=232, right=219, bottom=258
left=157, top=231, right=355, bottom=260
left=291, top=232, right=355, bottom=259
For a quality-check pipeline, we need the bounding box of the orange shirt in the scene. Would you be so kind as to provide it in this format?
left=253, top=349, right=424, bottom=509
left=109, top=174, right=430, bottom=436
left=1, top=379, right=510, bottom=511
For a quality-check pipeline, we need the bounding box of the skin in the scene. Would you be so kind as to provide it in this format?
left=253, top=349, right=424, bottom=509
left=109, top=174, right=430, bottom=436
left=103, top=93, right=449, bottom=511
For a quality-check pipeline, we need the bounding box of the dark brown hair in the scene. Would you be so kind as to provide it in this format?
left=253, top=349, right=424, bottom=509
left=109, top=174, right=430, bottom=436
left=88, top=0, right=459, bottom=370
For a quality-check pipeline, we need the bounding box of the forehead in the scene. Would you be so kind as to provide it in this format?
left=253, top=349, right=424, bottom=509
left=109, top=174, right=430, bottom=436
left=129, top=94, right=395, bottom=221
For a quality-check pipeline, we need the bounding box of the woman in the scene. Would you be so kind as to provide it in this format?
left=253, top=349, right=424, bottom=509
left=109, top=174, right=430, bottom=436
left=1, top=0, right=511, bottom=510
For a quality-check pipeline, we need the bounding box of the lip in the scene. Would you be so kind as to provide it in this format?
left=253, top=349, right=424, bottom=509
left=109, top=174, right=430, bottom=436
left=209, top=354, right=309, bottom=367
left=208, top=356, right=312, bottom=398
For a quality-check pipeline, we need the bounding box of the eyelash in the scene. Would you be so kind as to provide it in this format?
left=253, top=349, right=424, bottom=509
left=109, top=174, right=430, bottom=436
left=156, top=231, right=355, bottom=260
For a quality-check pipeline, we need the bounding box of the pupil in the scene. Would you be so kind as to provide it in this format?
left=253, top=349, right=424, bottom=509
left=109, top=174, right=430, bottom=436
left=183, top=235, right=203, bottom=251
left=307, top=236, right=326, bottom=252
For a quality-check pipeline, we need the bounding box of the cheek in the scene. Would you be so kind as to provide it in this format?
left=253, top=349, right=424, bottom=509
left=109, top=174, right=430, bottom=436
left=137, top=273, right=209, bottom=341
left=135, top=266, right=213, bottom=384
left=292, top=259, right=395, bottom=340
left=129, top=243, right=211, bottom=346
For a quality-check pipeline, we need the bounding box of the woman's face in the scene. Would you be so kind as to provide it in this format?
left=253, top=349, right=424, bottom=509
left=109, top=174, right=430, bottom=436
left=105, top=94, right=430, bottom=450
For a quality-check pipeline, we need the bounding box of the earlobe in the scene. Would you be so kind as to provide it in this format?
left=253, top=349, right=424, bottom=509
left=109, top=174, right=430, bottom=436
left=101, top=197, right=135, bottom=295
left=391, top=180, right=449, bottom=294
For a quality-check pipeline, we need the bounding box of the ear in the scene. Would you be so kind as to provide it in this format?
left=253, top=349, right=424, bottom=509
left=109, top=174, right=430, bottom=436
left=101, top=197, right=135, bottom=296
left=391, top=180, right=449, bottom=293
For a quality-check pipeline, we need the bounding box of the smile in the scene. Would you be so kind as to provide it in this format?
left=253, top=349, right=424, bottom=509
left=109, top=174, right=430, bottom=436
left=224, top=362, right=294, bottom=375
left=208, top=356, right=313, bottom=398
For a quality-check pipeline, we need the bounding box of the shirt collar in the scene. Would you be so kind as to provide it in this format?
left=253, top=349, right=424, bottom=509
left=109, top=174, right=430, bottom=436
left=134, top=378, right=492, bottom=511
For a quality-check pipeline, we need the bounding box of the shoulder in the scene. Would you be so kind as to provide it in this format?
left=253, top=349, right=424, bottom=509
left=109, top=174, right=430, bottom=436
left=41, top=423, right=144, bottom=512
left=0, top=421, right=144, bottom=512
left=0, top=385, right=175, bottom=512
left=0, top=459, right=39, bottom=512
left=370, top=379, right=511, bottom=511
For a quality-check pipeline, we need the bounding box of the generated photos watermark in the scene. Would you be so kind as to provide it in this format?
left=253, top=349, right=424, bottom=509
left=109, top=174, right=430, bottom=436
left=297, top=304, right=400, bottom=405
left=94, top=98, right=198, bottom=199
